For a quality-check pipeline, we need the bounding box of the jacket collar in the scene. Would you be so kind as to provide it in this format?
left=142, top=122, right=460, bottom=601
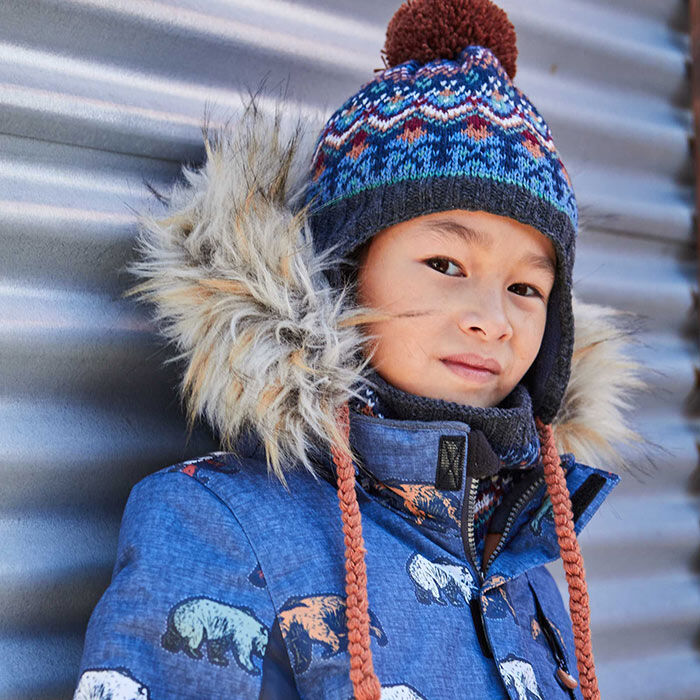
left=346, top=409, right=620, bottom=583
left=481, top=456, right=620, bottom=589
left=348, top=410, right=474, bottom=560
left=346, top=376, right=543, bottom=564
left=355, top=371, right=542, bottom=469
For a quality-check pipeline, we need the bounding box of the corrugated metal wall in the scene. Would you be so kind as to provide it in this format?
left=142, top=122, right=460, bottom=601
left=1, top=1, right=696, bottom=698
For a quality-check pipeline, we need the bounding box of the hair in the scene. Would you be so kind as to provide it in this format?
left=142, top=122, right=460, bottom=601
left=338, top=240, right=370, bottom=293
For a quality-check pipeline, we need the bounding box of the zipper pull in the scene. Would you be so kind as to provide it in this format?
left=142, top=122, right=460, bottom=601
left=556, top=668, right=578, bottom=690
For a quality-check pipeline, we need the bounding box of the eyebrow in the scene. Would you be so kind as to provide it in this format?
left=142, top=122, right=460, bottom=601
left=422, top=218, right=556, bottom=279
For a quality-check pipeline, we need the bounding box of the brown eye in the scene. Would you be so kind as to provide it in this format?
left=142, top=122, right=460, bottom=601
left=425, top=257, right=464, bottom=277
left=509, top=283, right=542, bottom=298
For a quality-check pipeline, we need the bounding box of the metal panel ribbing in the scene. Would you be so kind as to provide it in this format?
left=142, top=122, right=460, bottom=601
left=0, top=1, right=695, bottom=697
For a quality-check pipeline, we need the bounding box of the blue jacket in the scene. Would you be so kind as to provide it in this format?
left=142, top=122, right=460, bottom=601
left=74, top=410, right=619, bottom=699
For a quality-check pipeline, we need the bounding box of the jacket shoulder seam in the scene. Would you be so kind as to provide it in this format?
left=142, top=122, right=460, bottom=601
left=142, top=469, right=280, bottom=617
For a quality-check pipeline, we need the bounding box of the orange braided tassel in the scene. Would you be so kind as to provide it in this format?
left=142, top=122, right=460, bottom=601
left=331, top=402, right=381, bottom=700
left=536, top=417, right=601, bottom=700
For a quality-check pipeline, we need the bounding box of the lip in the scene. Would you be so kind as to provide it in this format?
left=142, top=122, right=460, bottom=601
left=440, top=353, right=502, bottom=375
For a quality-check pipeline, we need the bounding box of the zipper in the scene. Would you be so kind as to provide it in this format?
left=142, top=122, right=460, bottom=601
left=462, top=476, right=493, bottom=659
left=462, top=476, right=482, bottom=583
left=482, top=474, right=545, bottom=575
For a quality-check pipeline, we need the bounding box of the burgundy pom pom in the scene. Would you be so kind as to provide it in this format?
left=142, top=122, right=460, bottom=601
left=382, top=0, right=518, bottom=80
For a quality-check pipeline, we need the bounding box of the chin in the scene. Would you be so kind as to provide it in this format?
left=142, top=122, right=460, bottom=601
left=450, top=391, right=494, bottom=408
left=416, top=383, right=495, bottom=408
left=448, top=379, right=513, bottom=407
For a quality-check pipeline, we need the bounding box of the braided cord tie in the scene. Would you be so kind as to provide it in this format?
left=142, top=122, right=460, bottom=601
left=330, top=402, right=381, bottom=700
left=536, top=418, right=600, bottom=700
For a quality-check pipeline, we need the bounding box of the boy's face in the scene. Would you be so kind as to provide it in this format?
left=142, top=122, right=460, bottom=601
left=356, top=209, right=556, bottom=408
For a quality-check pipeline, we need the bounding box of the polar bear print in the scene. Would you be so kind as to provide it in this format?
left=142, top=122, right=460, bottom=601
left=347, top=683, right=426, bottom=700
left=161, top=596, right=268, bottom=674
left=380, top=683, right=427, bottom=699
left=499, top=655, right=544, bottom=700
left=73, top=668, right=149, bottom=700
left=406, top=552, right=475, bottom=606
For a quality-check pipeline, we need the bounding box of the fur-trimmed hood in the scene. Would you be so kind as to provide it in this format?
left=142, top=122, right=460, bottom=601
left=126, top=98, right=645, bottom=483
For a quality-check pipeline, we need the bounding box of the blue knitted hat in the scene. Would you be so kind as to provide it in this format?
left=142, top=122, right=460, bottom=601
left=302, top=0, right=577, bottom=424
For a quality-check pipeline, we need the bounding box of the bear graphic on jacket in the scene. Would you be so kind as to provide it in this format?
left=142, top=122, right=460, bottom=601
left=406, top=552, right=475, bottom=606
left=530, top=497, right=554, bottom=536
left=160, top=596, right=269, bottom=674
left=498, top=655, right=544, bottom=700
left=345, top=683, right=427, bottom=700
left=73, top=667, right=149, bottom=700
left=361, top=479, right=461, bottom=532
left=278, top=593, right=388, bottom=674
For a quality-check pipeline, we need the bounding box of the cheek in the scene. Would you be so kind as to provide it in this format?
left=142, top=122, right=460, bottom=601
left=527, top=312, right=547, bottom=361
left=369, top=315, right=433, bottom=354
left=357, top=259, right=398, bottom=309
left=362, top=313, right=440, bottom=383
left=514, top=309, right=548, bottom=362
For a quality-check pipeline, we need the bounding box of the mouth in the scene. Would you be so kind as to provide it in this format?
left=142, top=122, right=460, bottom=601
left=440, top=353, right=501, bottom=383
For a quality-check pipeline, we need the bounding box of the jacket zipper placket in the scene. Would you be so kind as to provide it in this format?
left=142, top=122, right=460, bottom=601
left=463, top=476, right=482, bottom=582
left=463, top=476, right=494, bottom=659
left=482, top=474, right=546, bottom=576
left=463, top=473, right=547, bottom=664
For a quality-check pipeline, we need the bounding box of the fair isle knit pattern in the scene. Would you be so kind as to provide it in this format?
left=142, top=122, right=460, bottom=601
left=304, top=45, right=577, bottom=240
left=473, top=472, right=514, bottom=562
left=351, top=383, right=386, bottom=419
left=500, top=434, right=541, bottom=469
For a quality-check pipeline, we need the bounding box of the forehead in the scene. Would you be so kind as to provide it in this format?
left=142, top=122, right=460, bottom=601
left=401, top=213, right=557, bottom=277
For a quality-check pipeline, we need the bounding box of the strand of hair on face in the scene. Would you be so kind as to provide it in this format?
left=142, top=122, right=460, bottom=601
left=331, top=402, right=382, bottom=700
left=536, top=417, right=600, bottom=700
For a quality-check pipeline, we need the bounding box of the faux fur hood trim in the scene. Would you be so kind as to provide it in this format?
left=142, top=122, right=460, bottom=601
left=126, top=98, right=646, bottom=482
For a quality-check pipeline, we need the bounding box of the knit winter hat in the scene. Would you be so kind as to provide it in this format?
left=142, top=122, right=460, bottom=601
left=303, top=0, right=577, bottom=425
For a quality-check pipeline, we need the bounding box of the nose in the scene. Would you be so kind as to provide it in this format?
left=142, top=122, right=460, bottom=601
left=456, top=292, right=512, bottom=341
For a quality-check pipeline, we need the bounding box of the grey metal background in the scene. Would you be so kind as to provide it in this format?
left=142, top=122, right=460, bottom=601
left=0, top=0, right=697, bottom=698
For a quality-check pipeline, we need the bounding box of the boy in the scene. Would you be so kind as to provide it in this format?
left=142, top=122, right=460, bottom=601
left=74, top=1, right=642, bottom=698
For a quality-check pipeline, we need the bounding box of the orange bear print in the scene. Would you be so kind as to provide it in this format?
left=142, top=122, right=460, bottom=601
left=363, top=479, right=460, bottom=532
left=278, top=593, right=387, bottom=674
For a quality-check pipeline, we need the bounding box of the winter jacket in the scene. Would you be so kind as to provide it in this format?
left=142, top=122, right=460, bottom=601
left=73, top=102, right=642, bottom=700
left=74, top=421, right=620, bottom=700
